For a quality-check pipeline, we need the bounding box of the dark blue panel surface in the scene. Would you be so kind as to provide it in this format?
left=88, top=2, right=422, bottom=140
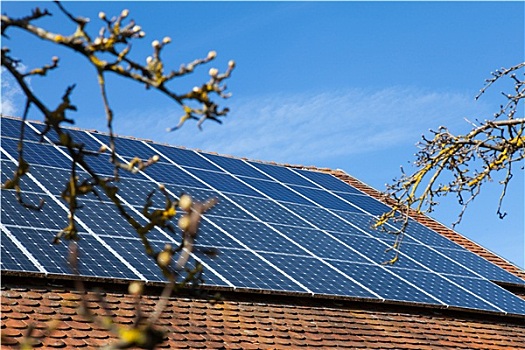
left=0, top=231, right=39, bottom=272
left=111, top=178, right=165, bottom=207
left=329, top=232, right=423, bottom=270
left=165, top=186, right=251, bottom=220
left=292, top=168, right=363, bottom=194
left=6, top=226, right=138, bottom=279
left=242, top=178, right=311, bottom=205
left=192, top=218, right=243, bottom=249
left=2, top=118, right=42, bottom=141
left=248, top=162, right=318, bottom=187
left=402, top=243, right=477, bottom=277
left=1, top=138, right=71, bottom=168
left=228, top=195, right=311, bottom=226
left=398, top=219, right=461, bottom=249
left=100, top=237, right=168, bottom=282
left=261, top=253, right=378, bottom=298
left=282, top=203, right=362, bottom=233
left=198, top=248, right=305, bottom=292
left=391, top=269, right=500, bottom=312
left=331, top=212, right=402, bottom=241
left=185, top=168, right=263, bottom=197
left=2, top=191, right=66, bottom=230
left=289, top=185, right=361, bottom=212
left=335, top=192, right=391, bottom=216
left=273, top=225, right=368, bottom=263
left=329, top=262, right=439, bottom=304
left=144, top=163, right=208, bottom=188
left=1, top=160, right=44, bottom=194
left=447, top=276, right=525, bottom=315
left=437, top=248, right=525, bottom=285
left=201, top=153, right=271, bottom=179
left=151, top=144, right=221, bottom=171
left=95, top=134, right=157, bottom=160
left=210, top=217, right=305, bottom=255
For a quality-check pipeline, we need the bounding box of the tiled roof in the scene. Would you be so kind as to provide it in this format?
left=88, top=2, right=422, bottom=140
left=1, top=279, right=525, bottom=349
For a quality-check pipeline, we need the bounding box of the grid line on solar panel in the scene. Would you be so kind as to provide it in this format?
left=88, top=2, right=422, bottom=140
left=1, top=118, right=43, bottom=142
left=146, top=143, right=222, bottom=171
left=436, top=247, right=525, bottom=285
left=5, top=226, right=138, bottom=279
left=247, top=161, right=322, bottom=187
left=196, top=247, right=311, bottom=293
left=28, top=122, right=104, bottom=153
left=259, top=252, right=381, bottom=298
left=327, top=261, right=443, bottom=305
left=241, top=177, right=313, bottom=205
left=184, top=168, right=264, bottom=197
left=446, top=275, right=525, bottom=315
left=144, top=163, right=211, bottom=189
left=390, top=268, right=503, bottom=312
left=1, top=228, right=42, bottom=273
left=1, top=138, right=72, bottom=168
left=288, top=185, right=363, bottom=212
left=290, top=168, right=364, bottom=194
left=200, top=153, right=272, bottom=180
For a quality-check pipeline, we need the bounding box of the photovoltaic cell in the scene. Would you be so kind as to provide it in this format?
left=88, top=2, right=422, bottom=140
left=446, top=275, right=525, bottom=315
left=328, top=232, right=423, bottom=270
left=281, top=203, right=363, bottom=233
left=1, top=138, right=71, bottom=168
left=0, top=231, right=39, bottom=272
left=1, top=160, right=44, bottom=194
left=391, top=268, right=500, bottom=312
left=192, top=218, right=243, bottom=249
left=144, top=163, right=209, bottom=188
left=186, top=168, right=263, bottom=197
left=198, top=248, right=305, bottom=292
left=273, top=225, right=368, bottom=263
left=436, top=247, right=525, bottom=285
left=292, top=168, right=363, bottom=194
left=5, top=226, right=138, bottom=279
left=289, top=185, right=362, bottom=212
left=227, top=194, right=310, bottom=226
left=1, top=191, right=67, bottom=230
left=335, top=192, right=391, bottom=216
left=209, top=217, right=306, bottom=255
left=328, top=262, right=439, bottom=304
left=151, top=144, right=222, bottom=171
left=242, top=177, right=312, bottom=205
left=248, top=162, right=318, bottom=187
left=260, top=252, right=377, bottom=298
left=201, top=153, right=272, bottom=180
left=2, top=118, right=43, bottom=142
left=401, top=243, right=477, bottom=277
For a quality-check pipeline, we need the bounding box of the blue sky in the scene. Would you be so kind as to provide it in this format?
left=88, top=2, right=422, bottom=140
left=1, top=1, right=524, bottom=268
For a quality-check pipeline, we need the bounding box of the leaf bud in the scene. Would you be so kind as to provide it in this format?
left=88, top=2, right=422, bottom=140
left=52, top=56, right=59, bottom=62
left=157, top=250, right=172, bottom=267
left=228, top=60, right=236, bottom=68
left=121, top=9, right=129, bottom=18
left=146, top=56, right=153, bottom=64
left=208, top=68, right=218, bottom=77
left=162, top=36, right=171, bottom=44
left=132, top=25, right=142, bottom=32
left=152, top=40, right=160, bottom=48
left=152, top=155, right=160, bottom=162
left=179, top=194, right=193, bottom=211
left=158, top=183, right=165, bottom=190
left=128, top=281, right=143, bottom=296
left=207, top=50, right=217, bottom=59
left=178, top=215, right=191, bottom=231
left=98, top=12, right=106, bottom=20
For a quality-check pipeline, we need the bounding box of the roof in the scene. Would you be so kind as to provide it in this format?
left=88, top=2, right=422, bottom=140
left=1, top=115, right=525, bottom=348
left=2, top=277, right=525, bottom=349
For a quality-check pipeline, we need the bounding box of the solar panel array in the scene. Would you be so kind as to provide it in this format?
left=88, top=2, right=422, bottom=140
left=2, top=116, right=525, bottom=316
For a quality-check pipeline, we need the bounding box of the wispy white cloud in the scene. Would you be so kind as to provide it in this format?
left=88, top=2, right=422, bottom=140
left=119, top=87, right=490, bottom=166
left=1, top=65, right=29, bottom=118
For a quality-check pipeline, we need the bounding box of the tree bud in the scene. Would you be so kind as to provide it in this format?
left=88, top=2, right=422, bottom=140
left=128, top=281, right=143, bottom=295
left=98, top=12, right=106, bottom=20
left=207, top=50, right=217, bottom=59
left=121, top=9, right=129, bottom=18
left=178, top=215, right=191, bottom=231
left=208, top=68, right=218, bottom=77
left=228, top=60, right=236, bottom=68
left=152, top=40, right=160, bottom=48
left=132, top=25, right=142, bottom=32
left=162, top=36, right=171, bottom=44
left=179, top=194, right=192, bottom=211
left=152, top=155, right=160, bottom=162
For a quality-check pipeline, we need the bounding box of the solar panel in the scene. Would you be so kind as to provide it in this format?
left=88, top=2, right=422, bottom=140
left=2, top=116, right=525, bottom=317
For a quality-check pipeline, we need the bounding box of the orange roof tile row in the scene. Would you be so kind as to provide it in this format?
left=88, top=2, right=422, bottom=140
left=2, top=283, right=524, bottom=349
